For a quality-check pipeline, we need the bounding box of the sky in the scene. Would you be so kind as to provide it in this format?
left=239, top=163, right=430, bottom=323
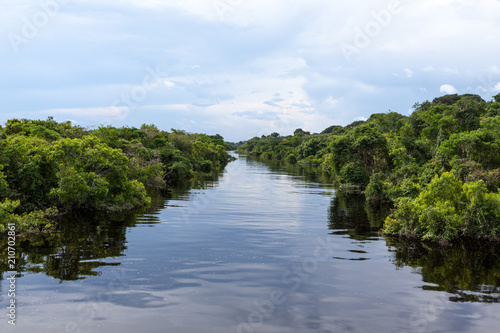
left=1, top=0, right=500, bottom=142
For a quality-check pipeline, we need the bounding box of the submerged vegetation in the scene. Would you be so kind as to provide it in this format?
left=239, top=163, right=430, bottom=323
left=238, top=93, right=500, bottom=242
left=0, top=118, right=233, bottom=233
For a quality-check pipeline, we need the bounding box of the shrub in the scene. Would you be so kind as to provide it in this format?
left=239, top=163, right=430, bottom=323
left=339, top=162, right=370, bottom=188
left=0, top=199, right=57, bottom=233
left=384, top=172, right=500, bottom=242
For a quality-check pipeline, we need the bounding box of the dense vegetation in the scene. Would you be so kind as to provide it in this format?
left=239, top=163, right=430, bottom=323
left=238, top=93, right=500, bottom=242
left=0, top=118, right=233, bottom=233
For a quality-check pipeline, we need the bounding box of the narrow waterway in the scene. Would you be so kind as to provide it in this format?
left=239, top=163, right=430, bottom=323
left=1, top=153, right=499, bottom=332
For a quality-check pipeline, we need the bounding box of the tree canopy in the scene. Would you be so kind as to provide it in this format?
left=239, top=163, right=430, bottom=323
left=0, top=118, right=234, bottom=233
left=238, top=93, right=500, bottom=242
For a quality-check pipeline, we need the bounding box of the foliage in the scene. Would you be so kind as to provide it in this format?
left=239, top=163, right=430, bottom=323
left=383, top=172, right=500, bottom=242
left=365, top=172, right=389, bottom=202
left=0, top=118, right=234, bottom=234
left=3, top=117, right=85, bottom=139
left=0, top=199, right=57, bottom=233
left=238, top=93, right=500, bottom=242
left=0, top=166, right=9, bottom=200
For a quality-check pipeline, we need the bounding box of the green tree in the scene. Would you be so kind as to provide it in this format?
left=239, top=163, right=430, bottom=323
left=384, top=172, right=500, bottom=242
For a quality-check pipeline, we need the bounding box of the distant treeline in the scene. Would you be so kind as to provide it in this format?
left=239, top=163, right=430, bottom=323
left=238, top=93, right=500, bottom=242
left=0, top=118, right=234, bottom=233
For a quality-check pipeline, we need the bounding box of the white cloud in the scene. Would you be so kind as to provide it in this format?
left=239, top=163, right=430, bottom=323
left=494, top=82, right=500, bottom=92
left=404, top=68, right=414, bottom=78
left=440, top=84, right=458, bottom=94
left=326, top=97, right=339, bottom=106
left=442, top=67, right=459, bottom=75
left=163, top=80, right=175, bottom=88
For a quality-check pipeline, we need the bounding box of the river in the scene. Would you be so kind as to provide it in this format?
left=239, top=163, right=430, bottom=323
left=1, top=153, right=500, bottom=332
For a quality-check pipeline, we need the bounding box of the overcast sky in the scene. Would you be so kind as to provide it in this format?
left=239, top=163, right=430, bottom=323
left=1, top=0, right=500, bottom=141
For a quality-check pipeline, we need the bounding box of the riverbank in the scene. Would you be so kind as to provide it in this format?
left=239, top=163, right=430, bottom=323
left=237, top=93, right=500, bottom=243
left=0, top=118, right=234, bottom=234
left=2, top=152, right=499, bottom=332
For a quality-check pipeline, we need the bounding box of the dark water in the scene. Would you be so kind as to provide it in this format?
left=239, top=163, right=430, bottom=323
left=1, top=154, right=500, bottom=332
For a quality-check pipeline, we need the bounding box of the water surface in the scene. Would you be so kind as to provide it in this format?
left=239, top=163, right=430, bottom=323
left=1, top=154, right=500, bottom=332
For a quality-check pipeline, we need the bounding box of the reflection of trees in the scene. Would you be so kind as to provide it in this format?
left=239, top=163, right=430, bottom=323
left=328, top=191, right=500, bottom=304
left=328, top=191, right=391, bottom=240
left=0, top=170, right=224, bottom=282
left=247, top=156, right=333, bottom=184
left=0, top=205, right=151, bottom=281
left=387, top=238, right=500, bottom=303
left=0, top=214, right=134, bottom=281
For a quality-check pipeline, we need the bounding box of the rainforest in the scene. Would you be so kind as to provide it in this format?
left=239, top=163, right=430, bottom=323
left=237, top=93, right=500, bottom=243
left=0, top=118, right=234, bottom=233
left=2, top=93, right=500, bottom=244
left=2, top=93, right=500, bottom=332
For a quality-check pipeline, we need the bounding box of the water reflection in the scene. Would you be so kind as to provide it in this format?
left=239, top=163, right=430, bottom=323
left=2, top=153, right=500, bottom=333
left=244, top=155, right=334, bottom=184
left=0, top=213, right=134, bottom=281
left=327, top=190, right=500, bottom=304
left=2, top=153, right=500, bottom=313
left=328, top=190, right=390, bottom=240
left=387, top=239, right=500, bottom=303
left=0, top=172, right=224, bottom=282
